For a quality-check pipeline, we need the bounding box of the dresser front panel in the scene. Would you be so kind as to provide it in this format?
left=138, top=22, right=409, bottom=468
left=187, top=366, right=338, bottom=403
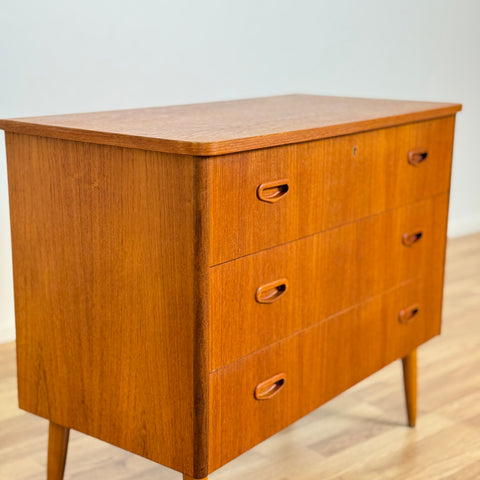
left=209, top=116, right=455, bottom=265
left=209, top=278, right=443, bottom=470
left=209, top=193, right=449, bottom=370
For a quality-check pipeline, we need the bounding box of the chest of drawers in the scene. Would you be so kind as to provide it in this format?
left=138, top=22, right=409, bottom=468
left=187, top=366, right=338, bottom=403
left=0, top=95, right=461, bottom=479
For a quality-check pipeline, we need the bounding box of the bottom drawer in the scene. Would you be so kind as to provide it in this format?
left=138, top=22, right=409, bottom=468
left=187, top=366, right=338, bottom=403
left=208, top=277, right=443, bottom=471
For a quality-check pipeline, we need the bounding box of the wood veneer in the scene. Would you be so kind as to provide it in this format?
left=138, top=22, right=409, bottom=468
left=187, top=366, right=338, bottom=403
left=209, top=116, right=454, bottom=264
left=1, top=95, right=460, bottom=479
left=5, top=133, right=204, bottom=477
left=209, top=194, right=449, bottom=370
left=0, top=95, right=460, bottom=156
left=47, top=422, right=69, bottom=480
left=209, top=278, right=443, bottom=470
left=2, top=234, right=480, bottom=479
left=402, top=349, right=418, bottom=427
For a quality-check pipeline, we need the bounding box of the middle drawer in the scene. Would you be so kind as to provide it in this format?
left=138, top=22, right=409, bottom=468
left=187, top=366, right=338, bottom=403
left=209, top=193, right=448, bottom=371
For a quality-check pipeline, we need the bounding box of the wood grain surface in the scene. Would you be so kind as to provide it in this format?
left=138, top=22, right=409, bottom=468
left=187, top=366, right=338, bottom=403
left=0, top=233, right=476, bottom=480
left=208, top=116, right=455, bottom=264
left=0, top=95, right=461, bottom=156
left=402, top=349, right=418, bottom=427
left=47, top=422, right=69, bottom=480
left=1, top=98, right=460, bottom=479
left=5, top=133, right=203, bottom=476
left=208, top=277, right=444, bottom=471
left=192, top=156, right=211, bottom=478
left=209, top=194, right=449, bottom=370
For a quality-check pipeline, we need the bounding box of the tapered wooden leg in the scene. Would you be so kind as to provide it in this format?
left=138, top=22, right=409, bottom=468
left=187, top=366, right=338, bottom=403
left=402, top=348, right=417, bottom=427
left=47, top=421, right=70, bottom=480
left=183, top=475, right=208, bottom=480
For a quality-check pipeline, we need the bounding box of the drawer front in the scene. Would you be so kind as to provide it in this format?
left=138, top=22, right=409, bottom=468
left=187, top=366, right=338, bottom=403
left=209, top=279, right=443, bottom=471
left=210, top=193, right=448, bottom=370
left=209, top=116, right=455, bottom=265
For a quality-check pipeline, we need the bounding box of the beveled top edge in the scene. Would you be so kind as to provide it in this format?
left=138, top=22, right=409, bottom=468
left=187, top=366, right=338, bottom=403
left=0, top=94, right=462, bottom=156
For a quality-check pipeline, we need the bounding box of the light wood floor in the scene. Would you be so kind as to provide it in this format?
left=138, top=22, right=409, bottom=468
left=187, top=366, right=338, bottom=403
left=1, top=233, right=479, bottom=480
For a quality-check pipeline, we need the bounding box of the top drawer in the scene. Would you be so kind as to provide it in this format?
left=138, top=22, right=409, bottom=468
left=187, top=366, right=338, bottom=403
left=209, top=116, right=455, bottom=265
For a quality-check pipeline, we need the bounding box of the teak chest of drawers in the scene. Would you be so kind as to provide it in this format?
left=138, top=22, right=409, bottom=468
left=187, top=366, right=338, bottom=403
left=0, top=95, right=461, bottom=479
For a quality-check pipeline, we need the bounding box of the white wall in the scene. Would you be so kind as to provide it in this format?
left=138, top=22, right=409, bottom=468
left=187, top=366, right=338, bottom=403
left=1, top=0, right=479, bottom=342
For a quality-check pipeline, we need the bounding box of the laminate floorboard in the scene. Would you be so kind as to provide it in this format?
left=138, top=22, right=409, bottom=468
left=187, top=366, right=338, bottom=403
left=0, top=233, right=479, bottom=479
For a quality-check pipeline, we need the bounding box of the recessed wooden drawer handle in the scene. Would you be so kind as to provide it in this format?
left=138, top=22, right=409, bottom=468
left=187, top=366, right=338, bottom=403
left=254, top=373, right=286, bottom=400
left=408, top=148, right=428, bottom=166
left=255, top=278, right=288, bottom=304
left=399, top=304, right=420, bottom=324
left=402, top=231, right=423, bottom=246
left=257, top=179, right=289, bottom=203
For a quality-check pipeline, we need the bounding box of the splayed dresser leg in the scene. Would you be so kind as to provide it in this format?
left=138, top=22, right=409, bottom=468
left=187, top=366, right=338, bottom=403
left=47, top=421, right=70, bottom=480
left=402, top=348, right=417, bottom=427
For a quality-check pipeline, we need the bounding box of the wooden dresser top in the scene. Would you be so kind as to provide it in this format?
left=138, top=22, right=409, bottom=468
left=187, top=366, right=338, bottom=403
left=0, top=94, right=461, bottom=156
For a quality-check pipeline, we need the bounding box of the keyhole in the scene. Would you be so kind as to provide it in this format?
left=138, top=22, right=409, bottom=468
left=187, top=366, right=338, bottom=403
left=353, top=146, right=357, bottom=157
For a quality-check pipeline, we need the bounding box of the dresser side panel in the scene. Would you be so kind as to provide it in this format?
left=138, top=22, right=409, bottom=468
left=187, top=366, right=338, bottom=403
left=6, top=134, right=197, bottom=473
left=436, top=116, right=456, bottom=337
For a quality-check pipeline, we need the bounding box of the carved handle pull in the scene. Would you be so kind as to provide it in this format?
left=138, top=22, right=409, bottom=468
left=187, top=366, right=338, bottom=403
left=254, top=373, right=286, bottom=400
left=402, top=231, right=423, bottom=247
left=399, top=304, right=420, bottom=324
left=257, top=179, right=289, bottom=203
left=408, top=148, right=428, bottom=166
left=255, top=278, right=288, bottom=304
